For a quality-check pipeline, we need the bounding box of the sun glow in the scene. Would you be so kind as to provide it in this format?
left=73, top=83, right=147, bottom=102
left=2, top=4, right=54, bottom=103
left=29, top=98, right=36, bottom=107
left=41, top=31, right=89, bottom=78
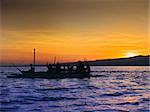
left=124, top=51, right=138, bottom=57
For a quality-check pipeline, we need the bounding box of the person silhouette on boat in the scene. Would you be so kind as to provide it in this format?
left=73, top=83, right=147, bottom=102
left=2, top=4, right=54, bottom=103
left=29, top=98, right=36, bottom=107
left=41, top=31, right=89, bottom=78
left=77, top=61, right=85, bottom=74
left=47, top=64, right=52, bottom=73
left=85, top=61, right=91, bottom=73
left=29, top=64, right=34, bottom=73
left=66, top=65, right=73, bottom=73
left=68, top=65, right=73, bottom=73
left=56, top=62, right=61, bottom=74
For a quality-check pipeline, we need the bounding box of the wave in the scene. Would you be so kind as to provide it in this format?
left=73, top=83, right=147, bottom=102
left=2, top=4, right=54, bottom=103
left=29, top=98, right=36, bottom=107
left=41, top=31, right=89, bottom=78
left=100, top=92, right=123, bottom=97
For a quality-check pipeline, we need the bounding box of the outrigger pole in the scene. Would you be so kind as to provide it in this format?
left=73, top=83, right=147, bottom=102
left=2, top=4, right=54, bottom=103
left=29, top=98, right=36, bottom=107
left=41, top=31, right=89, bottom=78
left=12, top=64, right=23, bottom=73
left=33, top=48, right=36, bottom=70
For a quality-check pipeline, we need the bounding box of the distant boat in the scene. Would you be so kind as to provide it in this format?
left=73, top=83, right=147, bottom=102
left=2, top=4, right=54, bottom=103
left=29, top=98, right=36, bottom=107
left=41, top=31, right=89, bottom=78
left=8, top=49, right=91, bottom=79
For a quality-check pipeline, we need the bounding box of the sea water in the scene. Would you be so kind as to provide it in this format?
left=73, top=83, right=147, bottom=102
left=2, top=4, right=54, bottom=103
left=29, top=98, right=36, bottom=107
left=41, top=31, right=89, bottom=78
left=0, top=66, right=149, bottom=112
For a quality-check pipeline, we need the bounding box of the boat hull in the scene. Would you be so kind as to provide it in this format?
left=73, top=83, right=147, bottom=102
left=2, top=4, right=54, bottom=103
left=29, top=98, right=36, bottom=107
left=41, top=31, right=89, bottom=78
left=7, top=72, right=90, bottom=79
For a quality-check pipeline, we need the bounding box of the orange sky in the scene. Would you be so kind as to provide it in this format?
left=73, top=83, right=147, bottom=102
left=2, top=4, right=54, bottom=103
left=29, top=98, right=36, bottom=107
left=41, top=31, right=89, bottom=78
left=1, top=0, right=149, bottom=64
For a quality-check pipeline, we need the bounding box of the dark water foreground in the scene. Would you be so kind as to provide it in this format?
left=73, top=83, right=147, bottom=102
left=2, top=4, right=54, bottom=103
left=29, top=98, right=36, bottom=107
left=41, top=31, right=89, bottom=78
left=0, top=66, right=150, bottom=112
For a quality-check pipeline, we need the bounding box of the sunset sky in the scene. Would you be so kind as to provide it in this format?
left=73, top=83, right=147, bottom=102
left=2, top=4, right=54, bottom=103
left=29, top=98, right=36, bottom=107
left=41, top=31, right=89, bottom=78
left=1, top=0, right=149, bottom=64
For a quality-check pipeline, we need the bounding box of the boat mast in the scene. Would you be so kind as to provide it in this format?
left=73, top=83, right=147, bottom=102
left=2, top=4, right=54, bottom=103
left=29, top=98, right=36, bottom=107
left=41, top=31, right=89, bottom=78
left=54, top=56, right=56, bottom=64
left=33, top=48, right=36, bottom=69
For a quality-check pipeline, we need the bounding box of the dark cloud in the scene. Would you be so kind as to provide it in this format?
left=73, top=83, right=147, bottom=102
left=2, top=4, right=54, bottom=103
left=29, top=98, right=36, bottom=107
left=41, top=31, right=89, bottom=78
left=1, top=0, right=148, bottom=31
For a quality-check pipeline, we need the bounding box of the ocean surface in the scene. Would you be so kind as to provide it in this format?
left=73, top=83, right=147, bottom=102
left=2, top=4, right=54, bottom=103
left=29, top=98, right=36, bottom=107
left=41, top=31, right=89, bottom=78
left=0, top=66, right=149, bottom=112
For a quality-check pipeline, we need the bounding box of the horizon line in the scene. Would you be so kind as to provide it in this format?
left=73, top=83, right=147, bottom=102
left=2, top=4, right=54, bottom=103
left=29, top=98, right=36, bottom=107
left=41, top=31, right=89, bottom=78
left=0, top=55, right=149, bottom=67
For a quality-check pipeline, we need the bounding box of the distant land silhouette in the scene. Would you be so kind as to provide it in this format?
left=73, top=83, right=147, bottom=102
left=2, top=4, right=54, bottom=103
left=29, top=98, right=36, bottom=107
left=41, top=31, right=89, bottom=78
left=0, top=55, right=149, bottom=67
left=66, top=55, right=150, bottom=66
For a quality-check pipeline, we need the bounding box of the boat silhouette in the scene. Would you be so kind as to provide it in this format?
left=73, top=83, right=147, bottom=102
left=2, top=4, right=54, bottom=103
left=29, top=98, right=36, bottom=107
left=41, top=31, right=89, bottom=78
left=8, top=49, right=91, bottom=79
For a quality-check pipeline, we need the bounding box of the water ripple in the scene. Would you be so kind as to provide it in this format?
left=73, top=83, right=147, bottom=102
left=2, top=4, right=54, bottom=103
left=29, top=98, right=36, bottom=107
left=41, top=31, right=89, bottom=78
left=0, top=66, right=149, bottom=112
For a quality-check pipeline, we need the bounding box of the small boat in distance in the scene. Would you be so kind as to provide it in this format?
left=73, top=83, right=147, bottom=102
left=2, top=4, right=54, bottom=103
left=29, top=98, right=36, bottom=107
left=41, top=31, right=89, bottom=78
left=8, top=49, right=91, bottom=79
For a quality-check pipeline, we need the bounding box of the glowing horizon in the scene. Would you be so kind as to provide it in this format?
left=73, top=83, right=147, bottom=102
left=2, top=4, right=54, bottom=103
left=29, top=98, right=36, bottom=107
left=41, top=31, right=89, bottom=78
left=1, top=0, right=149, bottom=64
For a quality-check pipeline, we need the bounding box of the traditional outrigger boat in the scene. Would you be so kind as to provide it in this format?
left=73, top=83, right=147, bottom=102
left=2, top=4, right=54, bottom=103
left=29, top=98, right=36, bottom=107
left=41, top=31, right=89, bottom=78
left=7, top=49, right=91, bottom=79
